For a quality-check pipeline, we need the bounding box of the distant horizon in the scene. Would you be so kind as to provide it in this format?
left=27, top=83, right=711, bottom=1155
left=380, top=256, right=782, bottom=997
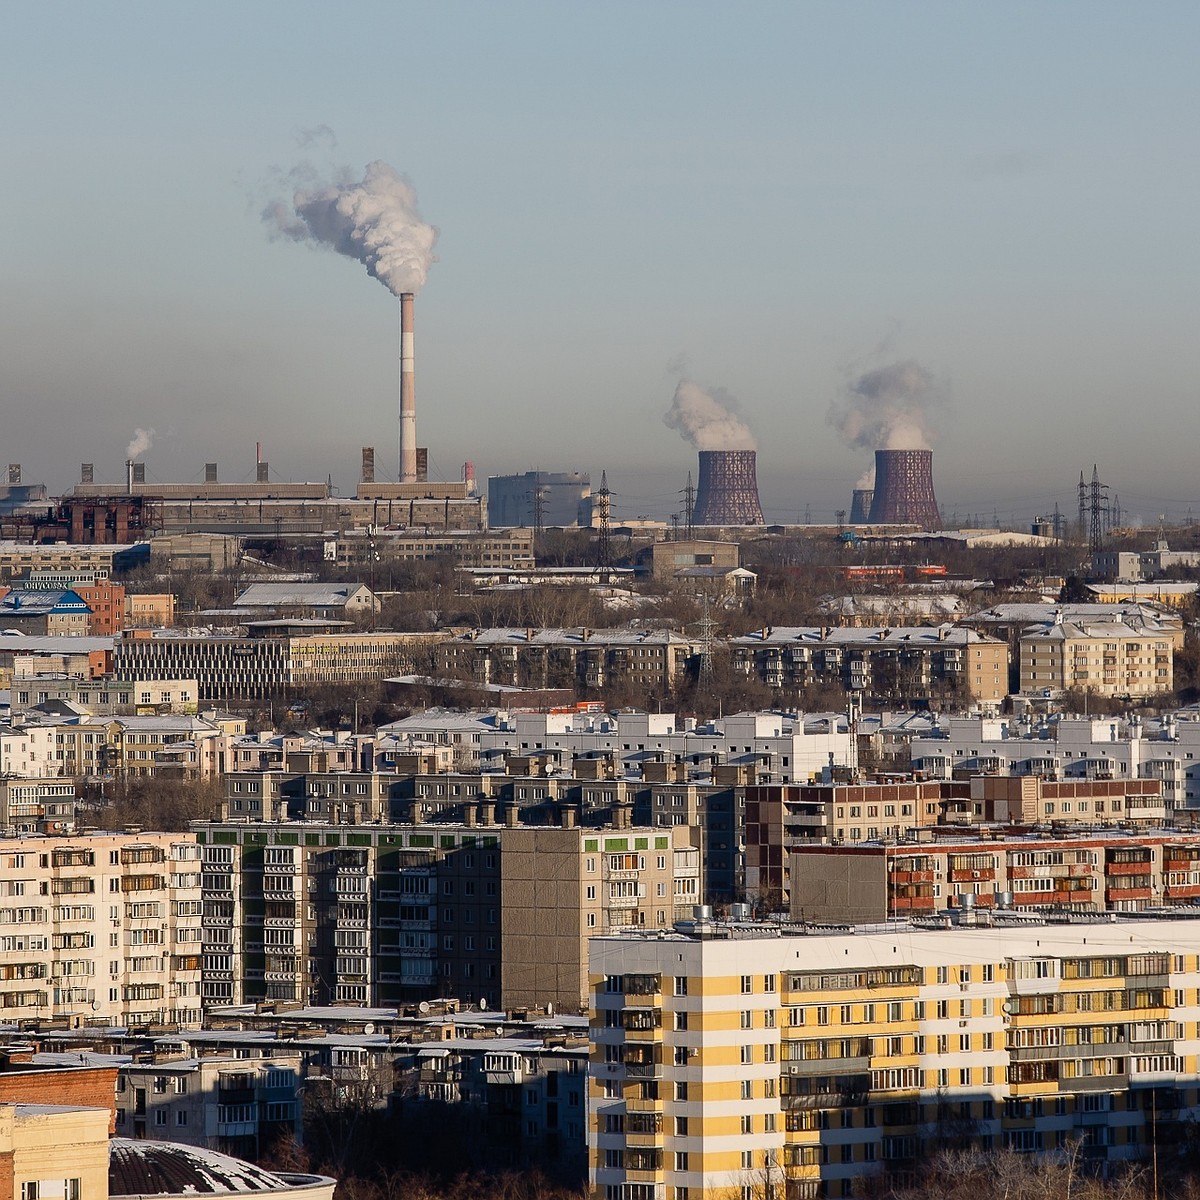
left=5, top=3, right=1199, bottom=526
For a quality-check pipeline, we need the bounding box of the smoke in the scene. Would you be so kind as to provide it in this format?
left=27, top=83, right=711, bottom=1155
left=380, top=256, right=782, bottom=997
left=856, top=467, right=875, bottom=490
left=829, top=359, right=944, bottom=451
left=126, top=427, right=154, bottom=460
left=664, top=380, right=756, bottom=452
left=264, top=160, right=438, bottom=296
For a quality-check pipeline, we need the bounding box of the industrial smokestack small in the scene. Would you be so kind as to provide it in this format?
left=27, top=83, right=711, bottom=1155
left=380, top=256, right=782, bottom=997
left=81, top=463, right=94, bottom=485
left=256, top=462, right=269, bottom=484
left=362, top=447, right=375, bottom=484
left=125, top=460, right=134, bottom=494
left=692, top=450, right=764, bottom=526
left=849, top=488, right=874, bottom=524
left=132, top=462, right=146, bottom=485
left=205, top=463, right=218, bottom=483
left=868, top=449, right=940, bottom=528
left=462, top=461, right=477, bottom=495
left=399, top=292, right=417, bottom=483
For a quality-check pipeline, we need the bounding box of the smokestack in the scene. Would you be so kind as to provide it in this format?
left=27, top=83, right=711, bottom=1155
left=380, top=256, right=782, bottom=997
left=256, top=441, right=262, bottom=465
left=692, top=450, right=764, bottom=526
left=125, top=460, right=134, bottom=494
left=81, top=463, right=94, bottom=485
left=205, top=463, right=218, bottom=483
left=849, top=488, right=874, bottom=524
left=416, top=447, right=428, bottom=483
left=132, top=462, right=146, bottom=485
left=362, top=447, right=375, bottom=484
left=867, top=449, right=940, bottom=529
left=399, top=292, right=417, bottom=483
left=462, top=461, right=476, bottom=495
left=7, top=465, right=20, bottom=486
left=256, top=462, right=269, bottom=484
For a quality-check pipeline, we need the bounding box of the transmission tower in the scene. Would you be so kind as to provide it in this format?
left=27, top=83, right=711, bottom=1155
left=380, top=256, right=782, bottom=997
left=1088, top=464, right=1109, bottom=555
left=681, top=472, right=695, bottom=540
left=697, top=592, right=717, bottom=683
left=1077, top=471, right=1087, bottom=542
left=528, top=472, right=547, bottom=537
left=595, top=470, right=612, bottom=569
left=669, top=513, right=680, bottom=542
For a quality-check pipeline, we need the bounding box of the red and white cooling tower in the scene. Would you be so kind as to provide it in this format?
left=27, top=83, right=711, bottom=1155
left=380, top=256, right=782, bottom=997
left=866, top=449, right=941, bottom=528
left=692, top=450, right=764, bottom=526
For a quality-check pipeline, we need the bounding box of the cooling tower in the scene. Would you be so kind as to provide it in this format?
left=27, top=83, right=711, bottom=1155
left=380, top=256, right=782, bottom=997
left=849, top=488, right=874, bottom=524
left=867, top=449, right=941, bottom=528
left=692, top=450, right=764, bottom=526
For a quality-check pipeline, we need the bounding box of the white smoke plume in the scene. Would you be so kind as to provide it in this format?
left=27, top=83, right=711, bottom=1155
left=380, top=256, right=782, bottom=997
left=829, top=360, right=944, bottom=451
left=855, top=467, right=875, bottom=490
left=126, top=427, right=154, bottom=460
left=664, top=380, right=756, bottom=452
left=264, top=161, right=438, bottom=296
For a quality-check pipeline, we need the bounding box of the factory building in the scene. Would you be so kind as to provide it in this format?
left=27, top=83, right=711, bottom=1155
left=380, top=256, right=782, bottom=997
left=589, top=913, right=1200, bottom=1199
left=487, top=471, right=591, bottom=528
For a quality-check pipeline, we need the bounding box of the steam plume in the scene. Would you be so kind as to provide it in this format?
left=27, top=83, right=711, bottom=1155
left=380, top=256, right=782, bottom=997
left=126, top=427, right=154, bottom=459
left=664, top=380, right=756, bottom=452
left=264, top=161, right=438, bottom=295
left=829, top=360, right=943, bottom=451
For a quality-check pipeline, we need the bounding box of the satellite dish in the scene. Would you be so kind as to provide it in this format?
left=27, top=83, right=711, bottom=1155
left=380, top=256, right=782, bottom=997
left=363, top=1023, right=375, bottom=1035
left=418, top=1001, right=431, bottom=1014
left=478, top=997, right=488, bottom=1011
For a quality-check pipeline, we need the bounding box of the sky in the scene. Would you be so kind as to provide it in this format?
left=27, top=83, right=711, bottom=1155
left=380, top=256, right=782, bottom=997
left=3, top=1, right=1199, bottom=526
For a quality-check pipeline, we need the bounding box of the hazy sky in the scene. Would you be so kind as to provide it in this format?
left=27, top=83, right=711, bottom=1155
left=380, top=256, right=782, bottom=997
left=3, top=1, right=1199, bottom=525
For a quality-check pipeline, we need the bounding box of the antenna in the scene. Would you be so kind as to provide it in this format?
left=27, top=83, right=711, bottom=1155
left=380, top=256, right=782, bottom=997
left=698, top=592, right=717, bottom=683
left=1088, top=464, right=1109, bottom=555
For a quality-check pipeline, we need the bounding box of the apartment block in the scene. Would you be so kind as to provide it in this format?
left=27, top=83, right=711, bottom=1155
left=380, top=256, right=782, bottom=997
left=0, top=832, right=202, bottom=1027
left=437, top=629, right=702, bottom=693
left=745, top=777, right=1168, bottom=907
left=11, top=676, right=200, bottom=716
left=911, top=713, right=1200, bottom=813
left=789, top=830, right=1200, bottom=923
left=730, top=625, right=1008, bottom=705
left=1020, top=619, right=1173, bottom=698
left=195, top=819, right=701, bottom=1015
left=589, top=915, right=1200, bottom=1200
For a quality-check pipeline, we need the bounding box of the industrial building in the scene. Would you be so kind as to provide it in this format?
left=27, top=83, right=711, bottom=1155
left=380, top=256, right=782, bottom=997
left=589, top=913, right=1200, bottom=1199
left=487, top=471, right=591, bottom=528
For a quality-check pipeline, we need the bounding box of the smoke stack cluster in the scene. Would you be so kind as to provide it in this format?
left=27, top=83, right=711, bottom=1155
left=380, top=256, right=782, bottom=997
left=867, top=449, right=941, bottom=528
left=692, top=450, right=764, bottom=526
left=849, top=488, right=874, bottom=524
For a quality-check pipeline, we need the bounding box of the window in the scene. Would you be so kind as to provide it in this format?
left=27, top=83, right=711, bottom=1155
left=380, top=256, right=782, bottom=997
left=741, top=974, right=753, bottom=994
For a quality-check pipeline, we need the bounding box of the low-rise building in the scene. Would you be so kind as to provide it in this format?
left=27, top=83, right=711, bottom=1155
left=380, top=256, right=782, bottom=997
left=1020, top=617, right=1173, bottom=697
left=731, top=625, right=1008, bottom=705
left=790, top=828, right=1200, bottom=922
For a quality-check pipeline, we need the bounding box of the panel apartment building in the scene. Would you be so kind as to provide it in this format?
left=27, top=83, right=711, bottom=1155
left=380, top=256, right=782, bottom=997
left=196, top=819, right=701, bottom=1015
left=589, top=915, right=1200, bottom=1200
left=0, top=832, right=202, bottom=1027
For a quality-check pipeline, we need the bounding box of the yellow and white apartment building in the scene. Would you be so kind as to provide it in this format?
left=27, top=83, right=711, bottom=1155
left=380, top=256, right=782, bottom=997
left=1020, top=619, right=1173, bottom=698
left=589, top=917, right=1200, bottom=1200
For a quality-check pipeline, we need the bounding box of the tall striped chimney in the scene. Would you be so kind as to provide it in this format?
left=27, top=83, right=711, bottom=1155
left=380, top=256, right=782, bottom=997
left=399, top=292, right=417, bottom=483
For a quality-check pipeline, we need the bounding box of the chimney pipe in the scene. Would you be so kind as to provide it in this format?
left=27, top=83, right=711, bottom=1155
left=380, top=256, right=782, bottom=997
left=362, top=447, right=375, bottom=484
left=256, top=462, right=269, bottom=484
left=125, top=460, right=134, bottom=494
left=399, top=292, right=417, bottom=483
left=81, top=463, right=94, bottom=485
